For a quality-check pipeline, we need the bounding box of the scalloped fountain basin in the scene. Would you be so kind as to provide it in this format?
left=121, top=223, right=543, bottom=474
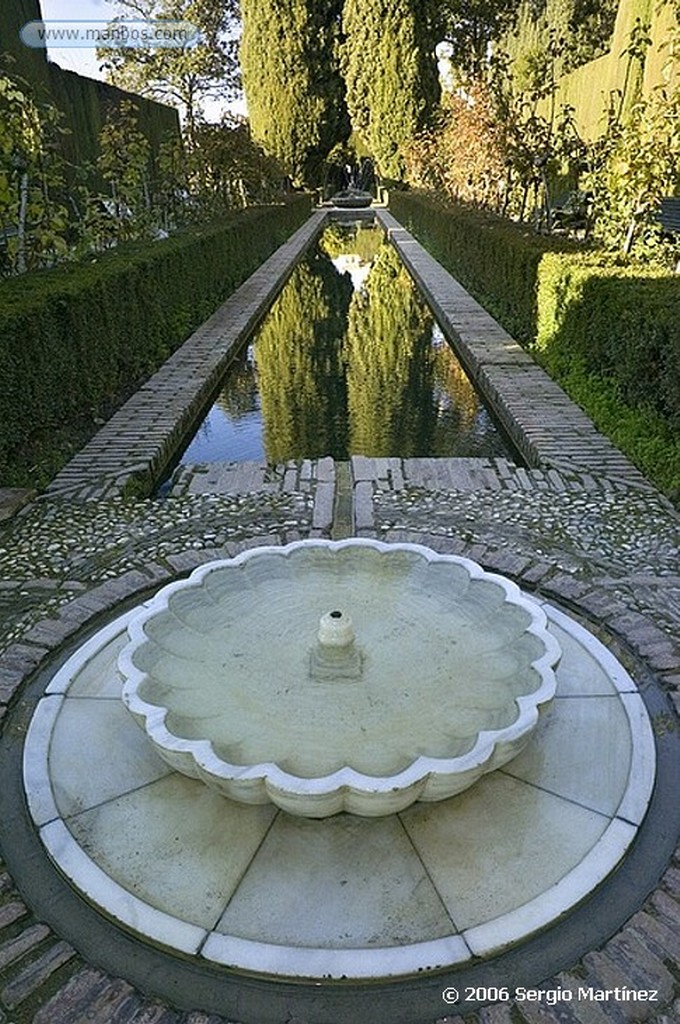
left=119, top=540, right=560, bottom=817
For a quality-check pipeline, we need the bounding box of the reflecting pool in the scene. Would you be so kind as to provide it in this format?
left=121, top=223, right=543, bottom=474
left=177, top=222, right=515, bottom=465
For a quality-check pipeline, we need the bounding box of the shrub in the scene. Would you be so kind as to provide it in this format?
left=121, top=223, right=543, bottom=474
left=536, top=253, right=680, bottom=428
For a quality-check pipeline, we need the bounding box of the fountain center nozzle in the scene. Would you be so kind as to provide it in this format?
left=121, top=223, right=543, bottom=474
left=312, top=610, right=362, bottom=680
left=318, top=609, right=355, bottom=648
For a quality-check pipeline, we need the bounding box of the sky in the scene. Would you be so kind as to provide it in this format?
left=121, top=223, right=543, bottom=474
left=36, top=0, right=245, bottom=119
left=40, top=0, right=113, bottom=80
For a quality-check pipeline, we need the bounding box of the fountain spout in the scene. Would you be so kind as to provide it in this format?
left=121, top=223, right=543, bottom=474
left=311, top=610, right=363, bottom=680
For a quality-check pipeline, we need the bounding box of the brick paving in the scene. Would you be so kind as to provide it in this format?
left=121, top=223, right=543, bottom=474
left=1, top=210, right=679, bottom=1023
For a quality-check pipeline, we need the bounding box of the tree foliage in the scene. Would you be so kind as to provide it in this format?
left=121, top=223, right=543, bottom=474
left=405, top=83, right=507, bottom=210
left=405, top=44, right=585, bottom=228
left=0, top=62, right=286, bottom=275
left=96, top=99, right=152, bottom=237
left=0, top=66, right=71, bottom=274
left=98, top=0, right=239, bottom=141
left=185, top=116, right=285, bottom=214
left=340, top=0, right=440, bottom=179
left=240, top=0, right=350, bottom=186
left=582, top=31, right=680, bottom=258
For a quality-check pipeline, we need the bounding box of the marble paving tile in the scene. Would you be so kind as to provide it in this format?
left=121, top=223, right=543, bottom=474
left=46, top=613, right=132, bottom=697
left=463, top=817, right=637, bottom=957
left=545, top=605, right=638, bottom=696
left=64, top=774, right=276, bottom=929
left=550, top=622, right=620, bottom=697
left=49, top=698, right=172, bottom=816
left=501, top=695, right=632, bottom=816
left=215, top=812, right=456, bottom=947
left=401, top=772, right=610, bottom=931
left=66, top=632, right=127, bottom=698
left=40, top=818, right=207, bottom=954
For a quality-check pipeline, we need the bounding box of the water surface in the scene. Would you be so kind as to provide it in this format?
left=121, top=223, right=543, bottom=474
left=178, top=222, right=515, bottom=465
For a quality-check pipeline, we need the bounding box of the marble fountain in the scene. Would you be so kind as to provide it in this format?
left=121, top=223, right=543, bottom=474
left=120, top=539, right=561, bottom=818
left=23, top=539, right=656, bottom=983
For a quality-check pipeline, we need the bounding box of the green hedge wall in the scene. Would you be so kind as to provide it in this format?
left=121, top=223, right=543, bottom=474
left=0, top=197, right=311, bottom=478
left=536, top=254, right=680, bottom=430
left=389, top=191, right=578, bottom=344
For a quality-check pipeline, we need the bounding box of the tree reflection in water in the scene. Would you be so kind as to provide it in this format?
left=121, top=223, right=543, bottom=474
left=256, top=248, right=353, bottom=462
left=203, top=222, right=510, bottom=464
left=346, top=243, right=436, bottom=456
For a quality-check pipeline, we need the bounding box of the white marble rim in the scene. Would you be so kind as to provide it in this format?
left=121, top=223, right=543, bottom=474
left=20, top=572, right=659, bottom=980
left=118, top=538, right=561, bottom=815
left=200, top=932, right=470, bottom=979
left=23, top=694, right=64, bottom=827
left=39, top=819, right=208, bottom=955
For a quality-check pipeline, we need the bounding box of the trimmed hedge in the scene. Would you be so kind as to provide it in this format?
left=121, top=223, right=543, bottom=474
left=0, top=197, right=311, bottom=480
left=536, top=254, right=680, bottom=430
left=389, top=190, right=578, bottom=344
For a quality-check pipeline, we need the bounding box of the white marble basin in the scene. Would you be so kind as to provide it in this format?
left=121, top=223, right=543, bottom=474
left=119, top=540, right=560, bottom=817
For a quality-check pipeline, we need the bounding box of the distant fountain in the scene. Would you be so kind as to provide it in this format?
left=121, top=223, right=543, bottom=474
left=330, top=188, right=373, bottom=208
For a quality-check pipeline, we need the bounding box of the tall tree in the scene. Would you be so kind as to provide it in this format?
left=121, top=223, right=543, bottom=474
left=341, top=0, right=440, bottom=179
left=240, top=0, right=350, bottom=187
left=433, top=0, right=521, bottom=79
left=99, top=0, right=239, bottom=142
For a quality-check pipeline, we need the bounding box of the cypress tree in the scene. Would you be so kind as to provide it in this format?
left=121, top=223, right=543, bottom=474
left=340, top=0, right=440, bottom=180
left=240, top=0, right=350, bottom=186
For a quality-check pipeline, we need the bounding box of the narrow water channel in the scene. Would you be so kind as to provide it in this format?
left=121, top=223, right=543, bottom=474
left=175, top=220, right=515, bottom=466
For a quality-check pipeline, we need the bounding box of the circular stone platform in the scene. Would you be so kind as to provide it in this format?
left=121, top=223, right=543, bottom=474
left=23, top=597, right=655, bottom=982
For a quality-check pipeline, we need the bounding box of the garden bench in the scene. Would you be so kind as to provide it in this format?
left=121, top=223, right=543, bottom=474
left=657, top=198, right=680, bottom=272
left=549, top=191, right=590, bottom=234
left=658, top=197, right=680, bottom=236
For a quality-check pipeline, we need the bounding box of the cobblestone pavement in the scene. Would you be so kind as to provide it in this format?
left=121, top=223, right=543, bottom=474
left=0, top=456, right=679, bottom=1024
